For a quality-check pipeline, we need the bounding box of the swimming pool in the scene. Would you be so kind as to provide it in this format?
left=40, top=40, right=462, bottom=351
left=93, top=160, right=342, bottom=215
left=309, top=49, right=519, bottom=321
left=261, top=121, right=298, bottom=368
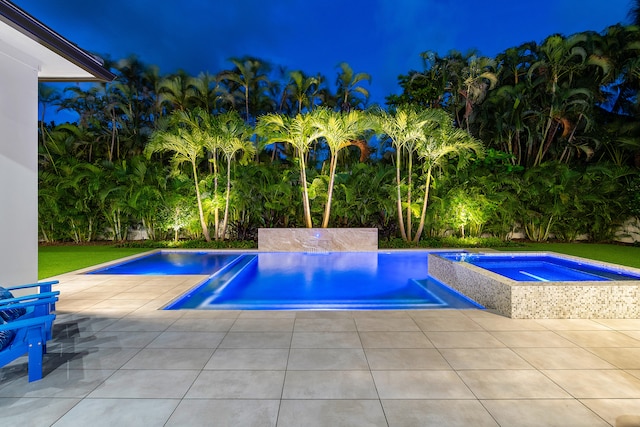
left=437, top=252, right=640, bottom=282
left=91, top=251, right=482, bottom=311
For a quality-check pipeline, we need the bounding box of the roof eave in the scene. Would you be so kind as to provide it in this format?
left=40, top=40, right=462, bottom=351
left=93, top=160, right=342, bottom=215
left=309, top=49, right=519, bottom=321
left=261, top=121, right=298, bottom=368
left=0, top=0, right=116, bottom=82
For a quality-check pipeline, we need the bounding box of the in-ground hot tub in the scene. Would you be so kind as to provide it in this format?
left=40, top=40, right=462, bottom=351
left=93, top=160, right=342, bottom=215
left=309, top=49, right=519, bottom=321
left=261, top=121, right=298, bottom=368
left=429, top=252, right=640, bottom=319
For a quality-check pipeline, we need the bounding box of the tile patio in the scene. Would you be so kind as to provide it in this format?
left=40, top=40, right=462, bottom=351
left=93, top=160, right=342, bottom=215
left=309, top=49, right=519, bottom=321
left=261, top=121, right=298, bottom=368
left=1, top=273, right=640, bottom=426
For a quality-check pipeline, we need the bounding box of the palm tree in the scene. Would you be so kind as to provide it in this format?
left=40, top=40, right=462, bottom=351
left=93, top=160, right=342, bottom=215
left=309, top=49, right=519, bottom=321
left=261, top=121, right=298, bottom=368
left=413, top=123, right=484, bottom=242
left=460, top=55, right=498, bottom=132
left=187, top=72, right=219, bottom=113
left=287, top=70, right=319, bottom=114
left=214, top=112, right=256, bottom=239
left=311, top=108, right=373, bottom=227
left=335, top=62, right=371, bottom=111
left=374, top=106, right=447, bottom=241
left=527, top=33, right=597, bottom=166
left=158, top=71, right=191, bottom=112
left=219, top=57, right=271, bottom=121
left=257, top=112, right=323, bottom=227
left=145, top=111, right=211, bottom=241
left=38, top=83, right=61, bottom=171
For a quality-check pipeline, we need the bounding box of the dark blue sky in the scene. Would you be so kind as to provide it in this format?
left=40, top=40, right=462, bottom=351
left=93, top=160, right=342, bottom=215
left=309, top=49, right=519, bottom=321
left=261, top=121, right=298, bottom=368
left=15, top=0, right=633, bottom=106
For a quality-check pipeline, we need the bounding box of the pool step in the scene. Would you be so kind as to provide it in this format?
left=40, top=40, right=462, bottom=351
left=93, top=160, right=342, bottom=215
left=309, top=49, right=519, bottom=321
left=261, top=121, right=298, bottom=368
left=164, top=254, right=258, bottom=309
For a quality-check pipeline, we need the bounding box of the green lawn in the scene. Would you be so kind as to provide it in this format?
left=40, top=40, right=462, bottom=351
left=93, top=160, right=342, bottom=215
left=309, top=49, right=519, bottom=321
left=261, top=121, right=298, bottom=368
left=39, top=241, right=640, bottom=280
left=38, top=245, right=150, bottom=279
left=497, top=242, right=640, bottom=269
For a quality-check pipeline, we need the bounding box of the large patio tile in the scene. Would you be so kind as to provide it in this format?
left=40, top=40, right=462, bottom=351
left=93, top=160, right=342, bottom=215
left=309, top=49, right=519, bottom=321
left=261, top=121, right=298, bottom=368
left=179, top=309, right=240, bottom=319
left=277, top=400, right=387, bottom=427
left=440, top=348, right=533, bottom=370
left=555, top=330, right=640, bottom=347
left=580, top=399, right=640, bottom=426
left=90, top=299, right=150, bottom=310
left=0, top=369, right=115, bottom=398
left=481, top=399, right=609, bottom=427
left=166, top=317, right=235, bottom=332
left=53, top=315, right=120, bottom=336
left=71, top=331, right=161, bottom=349
left=352, top=310, right=412, bottom=319
left=293, top=310, right=355, bottom=319
left=586, top=348, right=640, bottom=369
left=145, top=331, right=225, bottom=349
left=534, top=319, right=613, bottom=330
left=121, top=348, right=214, bottom=370
left=359, top=331, right=433, bottom=348
left=165, top=399, right=279, bottom=427
left=593, top=319, right=640, bottom=330
left=411, top=309, right=471, bottom=319
left=372, top=370, right=474, bottom=399
left=490, top=330, right=577, bottom=347
left=293, top=318, right=357, bottom=332
left=287, top=348, right=368, bottom=370
left=623, top=330, right=640, bottom=341
left=425, top=331, right=505, bottom=348
left=0, top=397, right=80, bottom=427
left=382, top=399, right=499, bottom=427
left=99, top=317, right=176, bottom=332
left=238, top=310, right=296, bottom=319
left=230, top=318, right=294, bottom=332
left=514, top=347, right=615, bottom=370
left=185, top=370, right=285, bottom=399
left=414, top=316, right=483, bottom=331
left=355, top=317, right=420, bottom=331
left=364, top=348, right=450, bottom=370
left=457, top=370, right=571, bottom=399
left=87, top=369, right=199, bottom=399
left=542, top=369, right=640, bottom=398
left=204, top=348, right=289, bottom=370
left=218, top=332, right=292, bottom=348
left=282, top=370, right=378, bottom=399
left=473, top=317, right=547, bottom=331
left=46, top=347, right=141, bottom=370
left=291, top=332, right=362, bottom=348
left=52, top=398, right=179, bottom=427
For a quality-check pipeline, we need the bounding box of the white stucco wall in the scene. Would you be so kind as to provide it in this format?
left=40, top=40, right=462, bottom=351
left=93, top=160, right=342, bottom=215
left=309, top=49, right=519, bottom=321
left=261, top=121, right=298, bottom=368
left=0, top=48, right=39, bottom=285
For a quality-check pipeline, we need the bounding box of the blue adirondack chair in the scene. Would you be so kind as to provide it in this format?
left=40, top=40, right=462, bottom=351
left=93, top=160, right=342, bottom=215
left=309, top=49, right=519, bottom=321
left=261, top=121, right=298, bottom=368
left=0, top=281, right=59, bottom=382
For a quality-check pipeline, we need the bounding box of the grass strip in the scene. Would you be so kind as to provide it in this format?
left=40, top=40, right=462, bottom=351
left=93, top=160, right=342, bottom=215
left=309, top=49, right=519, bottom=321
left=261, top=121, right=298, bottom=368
left=497, top=242, right=640, bottom=269
left=39, top=245, right=150, bottom=279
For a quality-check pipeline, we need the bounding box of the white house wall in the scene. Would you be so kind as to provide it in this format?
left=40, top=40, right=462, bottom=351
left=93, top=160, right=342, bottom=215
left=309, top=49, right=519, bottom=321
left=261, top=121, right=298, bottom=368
left=0, top=46, right=38, bottom=285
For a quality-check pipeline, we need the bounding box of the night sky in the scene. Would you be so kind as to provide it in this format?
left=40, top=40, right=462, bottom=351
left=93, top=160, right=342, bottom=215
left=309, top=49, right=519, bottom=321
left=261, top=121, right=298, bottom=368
left=13, top=0, right=633, bottom=106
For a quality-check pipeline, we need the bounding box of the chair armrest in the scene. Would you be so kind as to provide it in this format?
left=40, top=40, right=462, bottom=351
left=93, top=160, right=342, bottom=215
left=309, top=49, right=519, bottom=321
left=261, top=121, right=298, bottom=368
left=0, top=292, right=60, bottom=307
left=0, top=293, right=59, bottom=318
left=6, top=280, right=58, bottom=294
left=0, top=314, right=56, bottom=332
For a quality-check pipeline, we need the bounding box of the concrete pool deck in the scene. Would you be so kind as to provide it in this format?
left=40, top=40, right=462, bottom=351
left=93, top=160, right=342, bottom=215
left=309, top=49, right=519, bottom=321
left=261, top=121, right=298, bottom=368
left=2, top=272, right=640, bottom=426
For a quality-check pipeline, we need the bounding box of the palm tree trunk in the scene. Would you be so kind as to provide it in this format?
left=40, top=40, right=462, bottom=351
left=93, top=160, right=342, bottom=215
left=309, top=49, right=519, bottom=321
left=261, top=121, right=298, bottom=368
left=413, top=165, right=433, bottom=243
left=220, top=157, right=232, bottom=240
left=394, top=148, right=408, bottom=241
left=212, top=150, right=220, bottom=239
left=192, top=161, right=211, bottom=242
left=321, top=153, right=339, bottom=228
left=299, top=154, right=313, bottom=228
left=406, top=153, right=413, bottom=241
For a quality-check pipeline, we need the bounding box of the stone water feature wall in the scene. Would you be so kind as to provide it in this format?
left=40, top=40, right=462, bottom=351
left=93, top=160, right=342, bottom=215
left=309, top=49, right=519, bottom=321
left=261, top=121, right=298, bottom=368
left=258, top=228, right=378, bottom=252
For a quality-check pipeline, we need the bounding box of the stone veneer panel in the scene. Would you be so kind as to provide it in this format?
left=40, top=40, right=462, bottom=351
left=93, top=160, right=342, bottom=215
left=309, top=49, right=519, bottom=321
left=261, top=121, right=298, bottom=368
left=258, top=228, right=378, bottom=252
left=428, top=253, right=640, bottom=319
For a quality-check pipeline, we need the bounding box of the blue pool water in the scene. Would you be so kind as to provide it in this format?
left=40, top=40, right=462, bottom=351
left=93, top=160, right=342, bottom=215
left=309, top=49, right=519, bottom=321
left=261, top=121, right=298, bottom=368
left=91, top=252, right=240, bottom=275
left=437, top=252, right=640, bottom=282
left=91, top=251, right=482, bottom=311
